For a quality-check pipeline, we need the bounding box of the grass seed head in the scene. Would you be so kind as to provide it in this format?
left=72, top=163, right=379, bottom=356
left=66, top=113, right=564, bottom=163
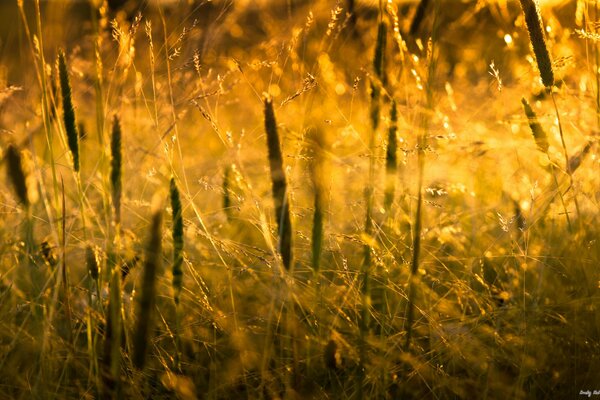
left=223, top=165, right=233, bottom=221
left=57, top=49, right=80, bottom=172
left=521, top=97, right=550, bottom=153
left=86, top=245, right=99, bottom=281
left=41, top=239, right=58, bottom=268
left=324, top=339, right=341, bottom=370
left=110, top=115, right=122, bottom=224
left=5, top=144, right=29, bottom=207
left=374, top=21, right=387, bottom=81
left=170, top=177, right=184, bottom=305
left=519, top=0, right=554, bottom=87
left=386, top=100, right=399, bottom=173
left=384, top=100, right=399, bottom=210
left=263, top=95, right=293, bottom=270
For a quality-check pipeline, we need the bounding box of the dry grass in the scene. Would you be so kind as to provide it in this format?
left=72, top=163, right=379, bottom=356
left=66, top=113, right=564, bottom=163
left=0, top=1, right=599, bottom=399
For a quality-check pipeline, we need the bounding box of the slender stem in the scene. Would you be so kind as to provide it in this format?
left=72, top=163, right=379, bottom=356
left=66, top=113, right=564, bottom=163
left=550, top=91, right=580, bottom=224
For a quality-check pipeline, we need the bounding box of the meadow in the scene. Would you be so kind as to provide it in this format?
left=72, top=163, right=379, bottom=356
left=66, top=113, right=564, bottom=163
left=0, top=0, right=599, bottom=398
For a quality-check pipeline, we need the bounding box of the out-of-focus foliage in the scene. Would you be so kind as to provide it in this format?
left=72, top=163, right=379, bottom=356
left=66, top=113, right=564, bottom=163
left=0, top=0, right=598, bottom=398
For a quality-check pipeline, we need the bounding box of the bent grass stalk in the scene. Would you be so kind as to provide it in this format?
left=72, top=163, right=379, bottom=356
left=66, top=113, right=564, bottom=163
left=405, top=1, right=440, bottom=352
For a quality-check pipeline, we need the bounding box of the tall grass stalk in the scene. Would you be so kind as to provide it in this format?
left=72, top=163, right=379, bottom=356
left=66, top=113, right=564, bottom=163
left=369, top=21, right=387, bottom=132
left=101, top=116, right=124, bottom=393
left=17, top=0, right=59, bottom=206
left=311, top=186, right=324, bottom=272
left=85, top=244, right=100, bottom=389
left=306, top=129, right=327, bottom=377
left=263, top=95, right=298, bottom=394
left=60, top=177, right=73, bottom=340
left=132, top=197, right=163, bottom=369
left=103, top=251, right=122, bottom=397
left=90, top=2, right=105, bottom=147
left=358, top=15, right=388, bottom=398
left=363, top=17, right=388, bottom=336
left=518, top=0, right=580, bottom=224
left=405, top=2, right=440, bottom=352
left=103, top=117, right=124, bottom=400
left=58, top=49, right=89, bottom=240
left=310, top=134, right=326, bottom=277
left=550, top=92, right=581, bottom=223
left=5, top=144, right=35, bottom=289
left=263, top=95, right=293, bottom=271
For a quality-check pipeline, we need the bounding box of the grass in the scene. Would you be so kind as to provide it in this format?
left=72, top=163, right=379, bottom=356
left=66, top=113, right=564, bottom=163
left=0, top=0, right=599, bottom=399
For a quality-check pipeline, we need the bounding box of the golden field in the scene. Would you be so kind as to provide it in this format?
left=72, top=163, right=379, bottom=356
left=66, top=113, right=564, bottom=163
left=0, top=0, right=598, bottom=398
